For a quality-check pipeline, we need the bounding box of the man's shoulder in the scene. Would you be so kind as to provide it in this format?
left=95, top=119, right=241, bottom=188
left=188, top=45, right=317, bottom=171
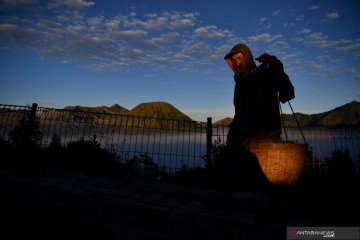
left=256, top=58, right=284, bottom=74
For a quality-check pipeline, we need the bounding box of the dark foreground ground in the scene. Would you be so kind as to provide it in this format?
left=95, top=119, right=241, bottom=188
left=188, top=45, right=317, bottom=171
left=1, top=167, right=359, bottom=240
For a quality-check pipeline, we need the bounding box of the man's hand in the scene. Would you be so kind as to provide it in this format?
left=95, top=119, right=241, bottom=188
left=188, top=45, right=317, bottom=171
left=255, top=53, right=276, bottom=63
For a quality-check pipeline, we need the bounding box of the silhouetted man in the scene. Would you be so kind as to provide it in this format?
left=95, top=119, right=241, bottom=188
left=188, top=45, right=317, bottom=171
left=222, top=43, right=294, bottom=195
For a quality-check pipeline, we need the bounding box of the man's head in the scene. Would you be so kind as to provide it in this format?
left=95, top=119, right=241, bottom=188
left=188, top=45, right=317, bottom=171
left=224, top=43, right=256, bottom=74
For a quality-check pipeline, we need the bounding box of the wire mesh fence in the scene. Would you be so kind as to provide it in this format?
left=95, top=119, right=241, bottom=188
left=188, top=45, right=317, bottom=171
left=1, top=103, right=359, bottom=174
left=0, top=104, right=208, bottom=173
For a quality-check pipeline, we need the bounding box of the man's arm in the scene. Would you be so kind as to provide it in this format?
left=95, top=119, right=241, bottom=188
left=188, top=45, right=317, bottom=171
left=256, top=53, right=295, bottom=103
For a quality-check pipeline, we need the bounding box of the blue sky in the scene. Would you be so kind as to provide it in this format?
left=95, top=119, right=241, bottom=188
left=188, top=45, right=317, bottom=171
left=0, top=0, right=359, bottom=121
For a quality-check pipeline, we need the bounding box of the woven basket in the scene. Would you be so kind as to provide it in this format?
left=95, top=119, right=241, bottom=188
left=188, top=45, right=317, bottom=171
left=248, top=141, right=308, bottom=186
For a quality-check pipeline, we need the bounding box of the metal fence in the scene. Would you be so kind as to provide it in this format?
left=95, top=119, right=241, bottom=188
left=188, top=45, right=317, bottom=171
left=212, top=123, right=360, bottom=174
left=1, top=103, right=359, bottom=173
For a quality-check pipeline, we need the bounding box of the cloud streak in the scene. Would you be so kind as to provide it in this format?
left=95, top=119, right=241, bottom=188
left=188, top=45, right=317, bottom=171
left=0, top=2, right=235, bottom=73
left=0, top=0, right=359, bottom=92
left=47, top=0, right=95, bottom=9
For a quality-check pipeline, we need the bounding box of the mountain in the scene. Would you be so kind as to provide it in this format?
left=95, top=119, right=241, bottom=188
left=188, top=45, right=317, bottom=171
left=283, top=101, right=360, bottom=127
left=63, top=102, right=191, bottom=121
left=64, top=104, right=130, bottom=115
left=213, top=117, right=233, bottom=126
left=110, top=104, right=130, bottom=115
left=214, top=101, right=360, bottom=127
left=129, top=101, right=192, bottom=121
left=127, top=101, right=195, bottom=129
left=62, top=101, right=195, bottom=129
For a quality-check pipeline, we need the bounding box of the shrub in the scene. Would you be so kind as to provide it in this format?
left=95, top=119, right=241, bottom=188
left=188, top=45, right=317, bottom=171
left=8, top=107, right=42, bottom=151
left=62, top=135, right=124, bottom=174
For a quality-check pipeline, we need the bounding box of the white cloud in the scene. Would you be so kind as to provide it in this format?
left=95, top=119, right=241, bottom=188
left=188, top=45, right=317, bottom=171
left=130, top=16, right=169, bottom=31
left=306, top=61, right=328, bottom=71
left=309, top=5, right=319, bottom=10
left=249, top=33, right=282, bottom=43
left=337, top=43, right=360, bottom=52
left=0, top=23, right=17, bottom=31
left=295, top=15, right=306, bottom=22
left=170, top=18, right=194, bottom=28
left=257, top=17, right=272, bottom=31
left=0, top=3, right=254, bottom=73
left=159, top=31, right=180, bottom=39
left=181, top=41, right=211, bottom=58
left=326, top=12, right=339, bottom=20
left=105, top=18, right=121, bottom=29
left=321, top=11, right=339, bottom=23
left=272, top=10, right=280, bottom=15
left=292, top=32, right=346, bottom=49
left=114, top=29, right=149, bottom=38
left=194, top=27, right=207, bottom=35
left=87, top=16, right=104, bottom=26
left=47, top=0, right=94, bottom=9
left=194, top=25, right=229, bottom=39
left=297, top=28, right=311, bottom=34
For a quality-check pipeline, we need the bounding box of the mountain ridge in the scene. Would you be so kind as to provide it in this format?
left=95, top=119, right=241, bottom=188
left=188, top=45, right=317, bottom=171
left=214, top=101, right=360, bottom=127
left=64, top=104, right=130, bottom=115
left=63, top=100, right=360, bottom=127
left=63, top=101, right=193, bottom=121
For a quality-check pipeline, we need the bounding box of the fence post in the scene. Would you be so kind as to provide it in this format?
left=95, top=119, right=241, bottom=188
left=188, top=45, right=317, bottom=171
left=28, top=103, right=38, bottom=135
left=30, top=103, right=38, bottom=124
left=206, top=117, right=212, bottom=168
left=19, top=103, right=39, bottom=148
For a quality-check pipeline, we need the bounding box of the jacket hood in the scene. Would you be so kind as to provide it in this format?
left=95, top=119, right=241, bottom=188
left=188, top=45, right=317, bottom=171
left=224, top=43, right=256, bottom=75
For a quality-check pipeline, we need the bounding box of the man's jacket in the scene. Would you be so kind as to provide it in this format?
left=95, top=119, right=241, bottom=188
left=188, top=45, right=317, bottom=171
left=229, top=57, right=294, bottom=140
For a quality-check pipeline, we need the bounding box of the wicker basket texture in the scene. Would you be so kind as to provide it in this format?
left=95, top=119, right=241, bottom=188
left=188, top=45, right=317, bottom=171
left=248, top=141, right=307, bottom=186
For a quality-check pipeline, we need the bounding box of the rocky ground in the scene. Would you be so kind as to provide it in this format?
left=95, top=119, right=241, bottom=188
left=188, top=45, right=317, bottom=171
left=1, top=167, right=359, bottom=240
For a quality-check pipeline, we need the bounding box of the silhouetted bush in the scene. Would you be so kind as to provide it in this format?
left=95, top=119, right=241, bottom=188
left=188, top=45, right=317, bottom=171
left=203, top=137, right=228, bottom=171
left=327, top=149, right=356, bottom=178
left=170, top=138, right=228, bottom=188
left=59, top=135, right=125, bottom=175
left=299, top=148, right=357, bottom=186
left=295, top=148, right=359, bottom=209
left=8, top=107, right=43, bottom=151
left=1, top=107, right=43, bottom=167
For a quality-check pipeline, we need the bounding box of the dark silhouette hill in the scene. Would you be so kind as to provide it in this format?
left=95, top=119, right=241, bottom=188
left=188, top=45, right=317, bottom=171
left=215, top=101, right=360, bottom=127
left=62, top=100, right=359, bottom=127
left=63, top=102, right=192, bottom=121
left=63, top=101, right=196, bottom=128
left=213, top=117, right=233, bottom=126
left=129, top=101, right=192, bottom=121
left=282, top=101, right=360, bottom=127
left=127, top=102, right=195, bottom=129
left=64, top=104, right=130, bottom=115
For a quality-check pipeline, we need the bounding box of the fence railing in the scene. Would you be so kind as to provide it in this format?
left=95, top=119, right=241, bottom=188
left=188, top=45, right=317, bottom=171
left=1, top=103, right=359, bottom=173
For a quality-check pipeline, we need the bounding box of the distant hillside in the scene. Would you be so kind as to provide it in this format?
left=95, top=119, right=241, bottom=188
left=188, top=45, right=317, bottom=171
left=129, top=102, right=192, bottom=121
left=213, top=117, right=233, bottom=126
left=215, top=101, right=360, bottom=127
left=63, top=102, right=192, bottom=121
left=129, top=102, right=195, bottom=129
left=64, top=104, right=130, bottom=115
left=282, top=101, right=360, bottom=127
left=62, top=101, right=195, bottom=129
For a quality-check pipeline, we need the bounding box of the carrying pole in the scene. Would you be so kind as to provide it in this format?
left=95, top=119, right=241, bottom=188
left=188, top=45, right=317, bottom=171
left=288, top=101, right=307, bottom=144
left=206, top=117, right=213, bottom=168
left=279, top=100, right=288, bottom=141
